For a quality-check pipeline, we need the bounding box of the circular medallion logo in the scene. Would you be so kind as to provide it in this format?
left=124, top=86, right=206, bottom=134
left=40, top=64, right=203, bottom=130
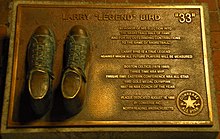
left=177, top=90, right=203, bottom=116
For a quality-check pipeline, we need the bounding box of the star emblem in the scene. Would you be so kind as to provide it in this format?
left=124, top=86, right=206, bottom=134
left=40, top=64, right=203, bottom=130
left=177, top=90, right=203, bottom=116
left=183, top=96, right=196, bottom=108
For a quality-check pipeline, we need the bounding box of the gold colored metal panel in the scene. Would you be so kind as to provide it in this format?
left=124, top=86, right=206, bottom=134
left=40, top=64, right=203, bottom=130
left=7, top=3, right=213, bottom=127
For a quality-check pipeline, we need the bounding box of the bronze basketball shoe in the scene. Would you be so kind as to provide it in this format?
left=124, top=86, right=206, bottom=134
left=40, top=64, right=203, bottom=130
left=27, top=25, right=56, bottom=116
left=61, top=25, right=89, bottom=115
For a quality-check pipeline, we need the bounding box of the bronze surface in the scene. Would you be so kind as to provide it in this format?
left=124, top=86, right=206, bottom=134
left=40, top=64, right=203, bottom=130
left=8, top=4, right=213, bottom=127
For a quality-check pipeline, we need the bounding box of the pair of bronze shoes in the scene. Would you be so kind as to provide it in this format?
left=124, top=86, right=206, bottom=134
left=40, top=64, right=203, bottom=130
left=27, top=25, right=89, bottom=116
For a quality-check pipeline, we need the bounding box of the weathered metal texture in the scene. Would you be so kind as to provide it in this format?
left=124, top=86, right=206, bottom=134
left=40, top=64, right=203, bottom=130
left=1, top=1, right=218, bottom=139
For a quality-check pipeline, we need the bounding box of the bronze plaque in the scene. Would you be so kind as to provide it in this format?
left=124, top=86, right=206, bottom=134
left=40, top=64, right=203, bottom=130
left=7, top=3, right=214, bottom=127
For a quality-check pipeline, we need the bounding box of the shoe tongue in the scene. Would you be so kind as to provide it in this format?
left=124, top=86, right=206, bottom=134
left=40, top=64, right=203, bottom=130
left=29, top=70, right=49, bottom=99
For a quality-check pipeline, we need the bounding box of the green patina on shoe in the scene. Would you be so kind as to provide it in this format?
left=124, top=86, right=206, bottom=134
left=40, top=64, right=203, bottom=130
left=61, top=25, right=89, bottom=115
left=27, top=25, right=56, bottom=116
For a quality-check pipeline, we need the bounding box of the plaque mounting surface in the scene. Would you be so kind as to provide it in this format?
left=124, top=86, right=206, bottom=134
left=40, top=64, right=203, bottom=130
left=7, top=3, right=213, bottom=127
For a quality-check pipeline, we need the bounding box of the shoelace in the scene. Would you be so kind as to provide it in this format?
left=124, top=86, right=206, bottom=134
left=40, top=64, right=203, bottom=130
left=66, top=35, right=89, bottom=71
left=30, top=34, right=55, bottom=79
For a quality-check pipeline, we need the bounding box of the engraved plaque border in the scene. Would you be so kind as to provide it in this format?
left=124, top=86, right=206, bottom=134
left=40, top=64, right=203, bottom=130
left=2, top=2, right=215, bottom=128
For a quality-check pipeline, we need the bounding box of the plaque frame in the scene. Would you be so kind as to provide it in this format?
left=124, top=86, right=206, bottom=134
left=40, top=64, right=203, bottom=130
left=1, top=1, right=219, bottom=139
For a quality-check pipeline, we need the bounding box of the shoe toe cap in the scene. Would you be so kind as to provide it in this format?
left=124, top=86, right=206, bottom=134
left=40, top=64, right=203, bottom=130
left=34, top=25, right=51, bottom=35
left=69, top=25, right=88, bottom=38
